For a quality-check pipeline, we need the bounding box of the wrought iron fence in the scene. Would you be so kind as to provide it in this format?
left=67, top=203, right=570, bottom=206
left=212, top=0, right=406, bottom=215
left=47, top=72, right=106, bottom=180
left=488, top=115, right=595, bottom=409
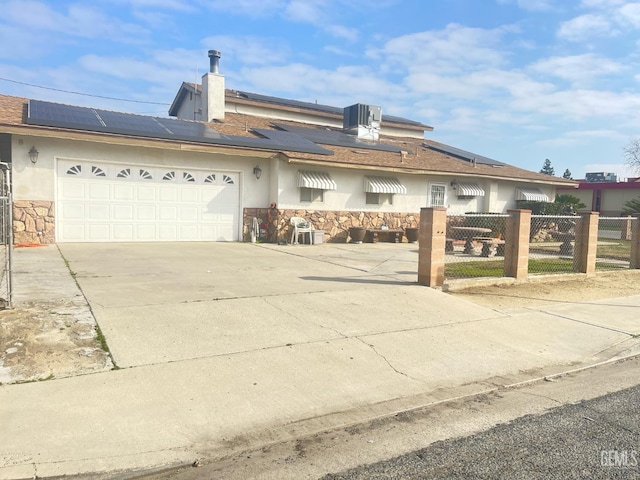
left=596, top=216, right=635, bottom=271
left=0, top=165, right=12, bottom=309
left=528, top=214, right=581, bottom=275
left=445, top=214, right=508, bottom=280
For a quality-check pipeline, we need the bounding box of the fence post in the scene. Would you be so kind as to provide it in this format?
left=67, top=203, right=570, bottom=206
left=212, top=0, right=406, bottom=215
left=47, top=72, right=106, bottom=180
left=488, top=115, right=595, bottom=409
left=621, top=216, right=633, bottom=241
left=504, top=209, right=530, bottom=280
left=574, top=212, right=599, bottom=275
left=631, top=214, right=640, bottom=269
left=417, top=207, right=447, bottom=287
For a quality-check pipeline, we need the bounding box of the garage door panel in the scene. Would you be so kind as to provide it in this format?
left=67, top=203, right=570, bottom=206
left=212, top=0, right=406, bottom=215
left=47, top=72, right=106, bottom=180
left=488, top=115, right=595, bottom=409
left=113, top=205, right=134, bottom=220
left=159, top=187, right=178, bottom=202
left=61, top=182, right=85, bottom=199
left=159, top=206, right=177, bottom=221
left=87, top=224, right=110, bottom=241
left=114, top=184, right=135, bottom=201
left=88, top=183, right=110, bottom=200
left=88, top=204, right=110, bottom=220
left=57, top=161, right=239, bottom=242
left=61, top=204, right=85, bottom=220
left=179, top=225, right=198, bottom=240
left=136, top=205, right=156, bottom=221
left=179, top=207, right=198, bottom=221
left=137, top=186, right=156, bottom=202
left=158, top=225, right=177, bottom=240
left=60, top=224, right=85, bottom=242
left=180, top=189, right=199, bottom=203
left=136, top=224, right=156, bottom=240
left=112, top=224, right=134, bottom=241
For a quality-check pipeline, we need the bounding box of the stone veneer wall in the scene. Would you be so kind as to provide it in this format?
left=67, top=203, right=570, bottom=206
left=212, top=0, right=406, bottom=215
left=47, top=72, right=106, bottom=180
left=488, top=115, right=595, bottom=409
left=13, top=200, right=55, bottom=244
left=243, top=208, right=419, bottom=243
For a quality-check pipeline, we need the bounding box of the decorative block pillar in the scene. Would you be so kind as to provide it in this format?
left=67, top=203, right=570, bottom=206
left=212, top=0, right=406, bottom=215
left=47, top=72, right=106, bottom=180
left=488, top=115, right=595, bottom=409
left=417, top=207, right=447, bottom=287
left=630, top=214, right=640, bottom=269
left=573, top=212, right=599, bottom=274
left=504, top=209, right=531, bottom=280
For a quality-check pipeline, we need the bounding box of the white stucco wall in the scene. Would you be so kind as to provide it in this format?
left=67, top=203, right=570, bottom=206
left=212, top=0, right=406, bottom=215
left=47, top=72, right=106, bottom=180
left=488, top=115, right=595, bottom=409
left=11, top=135, right=270, bottom=208
left=276, top=162, right=551, bottom=214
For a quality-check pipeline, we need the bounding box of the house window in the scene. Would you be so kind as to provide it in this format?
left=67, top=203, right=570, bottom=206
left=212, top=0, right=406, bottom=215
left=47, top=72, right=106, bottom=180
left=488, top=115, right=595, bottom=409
left=429, top=183, right=446, bottom=207
left=366, top=192, right=393, bottom=205
left=300, top=187, right=324, bottom=203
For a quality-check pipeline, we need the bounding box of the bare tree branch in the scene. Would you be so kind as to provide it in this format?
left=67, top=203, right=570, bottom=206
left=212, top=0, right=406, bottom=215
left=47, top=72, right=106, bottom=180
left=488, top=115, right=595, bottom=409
left=623, top=137, right=640, bottom=173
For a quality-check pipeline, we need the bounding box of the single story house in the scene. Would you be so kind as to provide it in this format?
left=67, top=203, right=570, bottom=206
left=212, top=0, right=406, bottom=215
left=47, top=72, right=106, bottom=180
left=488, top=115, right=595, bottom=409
left=557, top=174, right=640, bottom=216
left=0, top=50, right=575, bottom=245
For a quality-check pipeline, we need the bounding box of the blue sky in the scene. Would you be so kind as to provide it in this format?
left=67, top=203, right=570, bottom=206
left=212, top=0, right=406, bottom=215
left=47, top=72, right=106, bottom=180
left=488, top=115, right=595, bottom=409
left=1, top=0, right=640, bottom=180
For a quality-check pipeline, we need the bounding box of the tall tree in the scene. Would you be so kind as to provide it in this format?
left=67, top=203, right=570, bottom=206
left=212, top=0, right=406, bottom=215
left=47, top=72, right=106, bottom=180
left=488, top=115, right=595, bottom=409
left=623, top=138, right=640, bottom=173
left=540, top=159, right=555, bottom=176
left=562, top=169, right=572, bottom=179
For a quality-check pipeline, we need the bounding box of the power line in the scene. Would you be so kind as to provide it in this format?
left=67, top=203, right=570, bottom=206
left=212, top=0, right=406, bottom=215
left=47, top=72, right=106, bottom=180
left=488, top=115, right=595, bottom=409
left=0, top=76, right=171, bottom=105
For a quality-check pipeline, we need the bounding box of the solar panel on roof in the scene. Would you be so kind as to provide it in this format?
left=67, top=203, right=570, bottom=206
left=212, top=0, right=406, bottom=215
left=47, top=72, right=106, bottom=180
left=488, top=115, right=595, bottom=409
left=252, top=128, right=333, bottom=155
left=425, top=144, right=505, bottom=167
left=273, top=123, right=408, bottom=154
left=28, top=100, right=103, bottom=127
left=26, top=99, right=333, bottom=156
left=95, top=109, right=168, bottom=135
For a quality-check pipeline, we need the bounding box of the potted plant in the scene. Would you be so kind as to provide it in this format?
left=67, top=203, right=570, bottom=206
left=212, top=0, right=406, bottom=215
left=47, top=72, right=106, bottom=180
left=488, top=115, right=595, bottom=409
left=405, top=227, right=419, bottom=243
left=349, top=226, right=366, bottom=243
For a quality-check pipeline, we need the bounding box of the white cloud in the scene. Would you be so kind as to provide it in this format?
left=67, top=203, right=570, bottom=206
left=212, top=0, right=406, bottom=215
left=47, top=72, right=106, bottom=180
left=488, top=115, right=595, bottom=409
left=617, top=2, right=640, bottom=27
left=516, top=0, right=555, bottom=11
left=200, top=36, right=290, bottom=66
left=372, top=23, right=511, bottom=75
left=1, top=1, right=148, bottom=42
left=580, top=0, right=626, bottom=8
left=557, top=14, right=615, bottom=41
left=529, top=54, right=625, bottom=85
left=198, top=0, right=286, bottom=16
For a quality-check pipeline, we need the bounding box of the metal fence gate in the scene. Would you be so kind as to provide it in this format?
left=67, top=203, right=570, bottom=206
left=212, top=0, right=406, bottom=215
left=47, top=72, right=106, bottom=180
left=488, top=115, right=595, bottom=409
left=0, top=164, right=12, bottom=309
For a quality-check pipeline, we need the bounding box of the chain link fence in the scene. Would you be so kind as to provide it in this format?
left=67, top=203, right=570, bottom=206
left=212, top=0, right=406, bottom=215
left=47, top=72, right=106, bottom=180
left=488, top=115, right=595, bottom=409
left=596, top=216, right=636, bottom=271
left=0, top=165, right=12, bottom=309
left=528, top=214, right=581, bottom=276
left=445, top=214, right=508, bottom=280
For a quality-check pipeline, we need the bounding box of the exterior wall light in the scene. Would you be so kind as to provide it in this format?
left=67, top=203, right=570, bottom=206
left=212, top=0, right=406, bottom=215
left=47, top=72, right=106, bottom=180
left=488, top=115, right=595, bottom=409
left=28, top=146, right=39, bottom=164
left=253, top=165, right=262, bottom=179
left=450, top=179, right=458, bottom=191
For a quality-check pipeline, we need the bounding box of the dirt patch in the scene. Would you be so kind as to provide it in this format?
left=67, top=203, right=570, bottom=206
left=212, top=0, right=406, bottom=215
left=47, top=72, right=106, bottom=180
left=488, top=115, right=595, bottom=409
left=0, top=299, right=113, bottom=384
left=447, top=269, right=640, bottom=310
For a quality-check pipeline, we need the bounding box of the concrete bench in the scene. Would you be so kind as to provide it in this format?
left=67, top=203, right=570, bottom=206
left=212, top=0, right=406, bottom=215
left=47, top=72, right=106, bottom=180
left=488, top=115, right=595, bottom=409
left=446, top=238, right=466, bottom=252
left=476, top=238, right=506, bottom=257
left=365, top=229, right=404, bottom=243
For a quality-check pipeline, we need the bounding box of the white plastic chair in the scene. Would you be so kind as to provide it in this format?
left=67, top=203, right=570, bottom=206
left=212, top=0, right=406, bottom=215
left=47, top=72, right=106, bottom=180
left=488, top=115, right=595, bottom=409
left=290, top=216, right=313, bottom=244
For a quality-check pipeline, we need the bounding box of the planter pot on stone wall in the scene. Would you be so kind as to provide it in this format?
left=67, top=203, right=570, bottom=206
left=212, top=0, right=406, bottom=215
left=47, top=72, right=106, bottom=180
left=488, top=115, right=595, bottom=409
left=349, top=227, right=366, bottom=244
left=405, top=227, right=419, bottom=243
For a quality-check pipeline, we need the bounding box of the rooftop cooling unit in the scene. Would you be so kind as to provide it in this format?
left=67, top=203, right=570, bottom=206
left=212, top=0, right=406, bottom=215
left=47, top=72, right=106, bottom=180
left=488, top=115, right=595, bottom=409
left=343, top=103, right=381, bottom=140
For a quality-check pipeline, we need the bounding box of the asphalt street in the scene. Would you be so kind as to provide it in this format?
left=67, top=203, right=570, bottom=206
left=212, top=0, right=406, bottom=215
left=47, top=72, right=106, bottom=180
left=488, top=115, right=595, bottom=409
left=323, top=383, right=640, bottom=479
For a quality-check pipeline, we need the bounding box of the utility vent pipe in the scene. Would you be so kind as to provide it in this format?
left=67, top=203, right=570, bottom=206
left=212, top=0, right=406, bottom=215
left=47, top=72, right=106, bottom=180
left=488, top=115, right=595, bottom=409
left=208, top=50, right=221, bottom=74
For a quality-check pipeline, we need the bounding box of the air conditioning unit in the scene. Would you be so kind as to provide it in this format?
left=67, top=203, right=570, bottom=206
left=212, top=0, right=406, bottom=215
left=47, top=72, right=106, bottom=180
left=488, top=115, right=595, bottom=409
left=343, top=103, right=381, bottom=140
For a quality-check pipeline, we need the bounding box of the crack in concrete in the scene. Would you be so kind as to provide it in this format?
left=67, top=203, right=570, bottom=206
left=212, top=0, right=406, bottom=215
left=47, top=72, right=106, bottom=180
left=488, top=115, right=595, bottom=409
left=355, top=337, right=422, bottom=383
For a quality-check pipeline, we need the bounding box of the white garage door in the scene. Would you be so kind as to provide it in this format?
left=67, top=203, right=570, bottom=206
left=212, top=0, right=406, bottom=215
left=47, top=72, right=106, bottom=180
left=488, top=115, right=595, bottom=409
left=57, top=160, right=240, bottom=242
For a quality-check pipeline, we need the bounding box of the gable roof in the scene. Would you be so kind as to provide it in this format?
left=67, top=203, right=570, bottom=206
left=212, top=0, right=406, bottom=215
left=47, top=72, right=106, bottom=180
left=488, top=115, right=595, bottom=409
left=0, top=93, right=575, bottom=186
left=168, top=83, right=432, bottom=133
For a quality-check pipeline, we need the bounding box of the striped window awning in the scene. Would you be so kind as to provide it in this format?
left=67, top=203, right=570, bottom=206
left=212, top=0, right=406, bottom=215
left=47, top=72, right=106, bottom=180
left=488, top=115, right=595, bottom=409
left=364, top=176, right=406, bottom=194
left=297, top=171, right=337, bottom=190
left=516, top=188, right=549, bottom=202
left=457, top=183, right=485, bottom=197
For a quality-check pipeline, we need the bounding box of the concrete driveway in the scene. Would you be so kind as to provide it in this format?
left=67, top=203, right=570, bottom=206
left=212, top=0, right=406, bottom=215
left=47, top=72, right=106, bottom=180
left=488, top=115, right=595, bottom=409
left=2, top=242, right=636, bottom=478
left=59, top=242, right=498, bottom=368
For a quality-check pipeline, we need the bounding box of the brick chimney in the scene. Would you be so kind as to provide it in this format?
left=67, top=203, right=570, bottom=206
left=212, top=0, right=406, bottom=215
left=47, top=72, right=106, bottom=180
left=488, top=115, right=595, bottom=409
left=201, top=50, right=225, bottom=122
